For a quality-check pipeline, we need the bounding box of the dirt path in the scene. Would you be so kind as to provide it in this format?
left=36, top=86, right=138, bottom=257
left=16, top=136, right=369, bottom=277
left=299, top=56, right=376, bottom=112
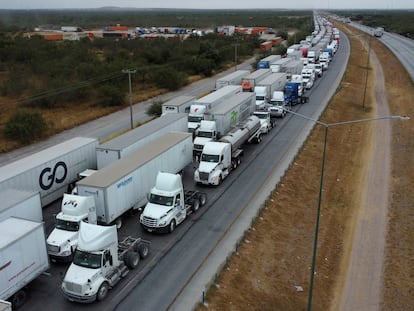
left=339, top=40, right=391, bottom=311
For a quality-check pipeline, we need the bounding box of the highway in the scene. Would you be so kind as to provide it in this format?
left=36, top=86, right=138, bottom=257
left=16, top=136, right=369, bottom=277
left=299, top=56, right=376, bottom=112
left=15, top=32, right=353, bottom=311
left=346, top=21, right=414, bottom=82
left=116, top=36, right=351, bottom=310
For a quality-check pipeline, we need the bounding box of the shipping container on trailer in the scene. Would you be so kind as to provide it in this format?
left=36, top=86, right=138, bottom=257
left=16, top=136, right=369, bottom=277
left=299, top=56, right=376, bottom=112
left=241, top=69, right=272, bottom=92
left=0, top=189, right=42, bottom=223
left=161, top=95, right=195, bottom=114
left=0, top=137, right=98, bottom=207
left=77, top=132, right=193, bottom=225
left=0, top=217, right=49, bottom=307
left=215, top=70, right=250, bottom=89
left=204, top=92, right=256, bottom=136
left=96, top=113, right=187, bottom=169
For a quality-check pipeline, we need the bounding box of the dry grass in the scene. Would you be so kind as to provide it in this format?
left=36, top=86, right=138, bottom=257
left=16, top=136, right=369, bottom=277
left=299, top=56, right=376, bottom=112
left=0, top=82, right=169, bottom=153
left=196, top=25, right=414, bottom=311
left=373, top=34, right=414, bottom=311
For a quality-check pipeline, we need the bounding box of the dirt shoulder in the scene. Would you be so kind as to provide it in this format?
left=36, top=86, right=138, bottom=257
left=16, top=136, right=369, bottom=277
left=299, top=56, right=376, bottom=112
left=196, top=25, right=414, bottom=311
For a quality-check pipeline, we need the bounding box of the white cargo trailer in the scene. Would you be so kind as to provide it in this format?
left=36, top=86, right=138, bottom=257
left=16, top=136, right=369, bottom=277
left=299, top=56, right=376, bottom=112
left=77, top=132, right=193, bottom=226
left=0, top=137, right=98, bottom=207
left=254, top=72, right=287, bottom=109
left=270, top=58, right=292, bottom=73
left=0, top=189, right=42, bottom=223
left=0, top=217, right=49, bottom=308
left=282, top=59, right=304, bottom=77
left=241, top=69, right=272, bottom=92
left=204, top=92, right=256, bottom=136
left=215, top=70, right=250, bottom=90
left=188, top=85, right=242, bottom=132
left=161, top=95, right=195, bottom=114
left=96, top=113, right=187, bottom=169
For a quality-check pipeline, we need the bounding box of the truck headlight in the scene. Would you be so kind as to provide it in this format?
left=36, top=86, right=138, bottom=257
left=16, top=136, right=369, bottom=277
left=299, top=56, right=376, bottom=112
left=61, top=249, right=72, bottom=256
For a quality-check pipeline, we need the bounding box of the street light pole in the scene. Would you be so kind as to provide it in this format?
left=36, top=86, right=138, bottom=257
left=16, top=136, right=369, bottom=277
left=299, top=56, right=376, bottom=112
left=362, top=33, right=372, bottom=111
left=122, top=68, right=136, bottom=129
left=285, top=109, right=409, bottom=311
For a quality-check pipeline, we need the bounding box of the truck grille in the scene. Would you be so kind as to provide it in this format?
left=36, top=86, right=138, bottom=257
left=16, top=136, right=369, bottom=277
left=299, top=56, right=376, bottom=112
left=199, top=172, right=209, bottom=181
left=194, top=144, right=204, bottom=151
left=47, top=244, right=60, bottom=253
left=141, top=216, right=157, bottom=227
left=65, top=282, right=82, bottom=294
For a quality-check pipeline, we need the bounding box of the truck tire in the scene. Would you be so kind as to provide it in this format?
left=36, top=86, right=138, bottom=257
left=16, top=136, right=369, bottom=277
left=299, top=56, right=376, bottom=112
left=96, top=282, right=109, bottom=301
left=199, top=193, right=207, bottom=206
left=169, top=220, right=176, bottom=233
left=137, top=243, right=150, bottom=259
left=232, top=160, right=238, bottom=170
left=124, top=251, right=140, bottom=269
left=192, top=199, right=200, bottom=212
left=12, top=290, right=26, bottom=308
left=115, top=217, right=123, bottom=229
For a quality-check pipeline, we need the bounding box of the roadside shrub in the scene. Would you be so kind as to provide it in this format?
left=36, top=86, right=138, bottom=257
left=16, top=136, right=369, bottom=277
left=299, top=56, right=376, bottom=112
left=153, top=67, right=187, bottom=91
left=4, top=109, right=47, bottom=143
left=147, top=100, right=163, bottom=117
left=96, top=84, right=125, bottom=107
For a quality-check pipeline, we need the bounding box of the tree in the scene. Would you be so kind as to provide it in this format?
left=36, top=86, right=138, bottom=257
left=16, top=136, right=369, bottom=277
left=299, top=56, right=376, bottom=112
left=96, top=84, right=125, bottom=107
left=153, top=67, right=187, bottom=91
left=146, top=100, right=163, bottom=117
left=4, top=109, right=47, bottom=143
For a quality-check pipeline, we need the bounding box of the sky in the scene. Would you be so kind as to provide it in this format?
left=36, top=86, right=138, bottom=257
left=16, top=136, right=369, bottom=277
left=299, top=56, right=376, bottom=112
left=1, top=0, right=413, bottom=10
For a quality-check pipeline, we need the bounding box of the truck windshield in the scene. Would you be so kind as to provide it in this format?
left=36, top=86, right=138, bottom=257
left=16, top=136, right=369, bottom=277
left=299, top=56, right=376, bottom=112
left=197, top=131, right=213, bottom=138
left=270, top=101, right=284, bottom=106
left=149, top=194, right=174, bottom=206
left=254, top=113, right=267, bottom=119
left=188, top=116, right=203, bottom=122
left=201, top=154, right=219, bottom=163
left=73, top=250, right=102, bottom=269
left=55, top=219, right=80, bottom=232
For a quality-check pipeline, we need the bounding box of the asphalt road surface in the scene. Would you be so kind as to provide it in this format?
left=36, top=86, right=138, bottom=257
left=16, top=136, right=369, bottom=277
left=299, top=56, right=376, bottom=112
left=11, top=35, right=351, bottom=311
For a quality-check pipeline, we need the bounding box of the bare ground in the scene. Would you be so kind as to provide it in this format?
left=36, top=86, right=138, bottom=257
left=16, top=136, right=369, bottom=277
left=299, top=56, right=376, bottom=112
left=196, top=24, right=414, bottom=311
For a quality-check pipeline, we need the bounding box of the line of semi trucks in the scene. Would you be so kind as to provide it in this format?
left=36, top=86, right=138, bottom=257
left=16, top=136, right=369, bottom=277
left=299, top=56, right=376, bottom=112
left=0, top=15, right=340, bottom=308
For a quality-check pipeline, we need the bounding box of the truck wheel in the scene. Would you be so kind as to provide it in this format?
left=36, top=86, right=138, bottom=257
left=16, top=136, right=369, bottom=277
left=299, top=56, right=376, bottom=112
left=115, top=217, right=122, bottom=229
left=124, top=251, right=140, bottom=269
left=192, top=199, right=200, bottom=212
left=137, top=243, right=150, bottom=259
left=96, top=282, right=109, bottom=301
left=232, top=160, right=238, bottom=170
left=12, top=290, right=27, bottom=308
left=199, top=193, right=207, bottom=206
left=169, top=220, right=176, bottom=233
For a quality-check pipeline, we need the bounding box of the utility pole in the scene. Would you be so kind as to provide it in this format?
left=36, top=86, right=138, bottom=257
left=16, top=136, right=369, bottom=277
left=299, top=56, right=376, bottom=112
left=122, top=69, right=136, bottom=129
left=233, top=43, right=239, bottom=71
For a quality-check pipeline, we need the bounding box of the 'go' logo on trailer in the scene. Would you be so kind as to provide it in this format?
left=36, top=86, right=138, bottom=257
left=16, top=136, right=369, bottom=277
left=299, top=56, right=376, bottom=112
left=39, top=161, right=68, bottom=190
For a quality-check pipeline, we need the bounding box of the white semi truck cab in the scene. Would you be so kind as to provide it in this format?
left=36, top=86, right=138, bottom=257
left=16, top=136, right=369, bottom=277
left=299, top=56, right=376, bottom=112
left=194, top=141, right=234, bottom=186
left=140, top=172, right=207, bottom=233
left=187, top=104, right=207, bottom=132
left=61, top=222, right=150, bottom=303
left=47, top=193, right=95, bottom=262
left=268, top=91, right=287, bottom=118
left=193, top=120, right=218, bottom=159
left=194, top=116, right=262, bottom=186
left=254, top=86, right=268, bottom=110
left=253, top=111, right=275, bottom=133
